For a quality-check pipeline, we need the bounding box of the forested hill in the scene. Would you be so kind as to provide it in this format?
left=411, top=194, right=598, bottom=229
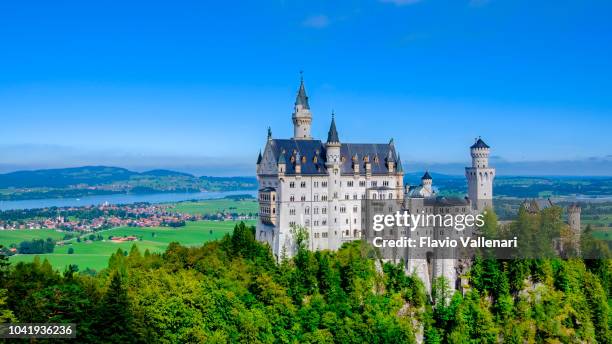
left=0, top=166, right=257, bottom=200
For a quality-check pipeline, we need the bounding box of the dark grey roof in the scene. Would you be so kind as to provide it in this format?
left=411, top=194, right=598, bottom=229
left=269, top=139, right=328, bottom=175
left=386, top=149, right=395, bottom=163
left=327, top=115, right=339, bottom=143
left=256, top=151, right=262, bottom=164
left=259, top=187, right=276, bottom=192
left=422, top=171, right=432, bottom=180
left=278, top=150, right=287, bottom=165
left=295, top=79, right=310, bottom=109
left=266, top=139, right=401, bottom=176
left=471, top=137, right=490, bottom=149
left=424, top=196, right=470, bottom=207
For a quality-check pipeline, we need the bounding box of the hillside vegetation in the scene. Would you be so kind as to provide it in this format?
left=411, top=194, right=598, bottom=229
left=0, top=209, right=610, bottom=343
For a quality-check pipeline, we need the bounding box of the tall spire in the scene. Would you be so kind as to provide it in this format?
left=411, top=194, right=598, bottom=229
left=267, top=127, right=272, bottom=140
left=327, top=112, right=339, bottom=143
left=295, top=72, right=310, bottom=110
left=257, top=150, right=262, bottom=164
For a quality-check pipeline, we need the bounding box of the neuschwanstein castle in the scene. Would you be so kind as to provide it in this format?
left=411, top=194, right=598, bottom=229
left=256, top=78, right=495, bottom=290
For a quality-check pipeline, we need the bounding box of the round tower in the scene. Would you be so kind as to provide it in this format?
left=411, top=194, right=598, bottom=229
left=421, top=171, right=433, bottom=194
left=325, top=113, right=341, bottom=250
left=568, top=203, right=581, bottom=233
left=292, top=74, right=312, bottom=140
left=465, top=137, right=495, bottom=212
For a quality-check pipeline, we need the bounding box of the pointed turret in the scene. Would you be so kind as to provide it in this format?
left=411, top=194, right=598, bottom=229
left=256, top=150, right=262, bottom=164
left=292, top=73, right=313, bottom=140
left=422, top=171, right=432, bottom=180
left=267, top=127, right=272, bottom=140
left=295, top=76, right=310, bottom=110
left=396, top=154, right=404, bottom=173
left=327, top=113, right=340, bottom=144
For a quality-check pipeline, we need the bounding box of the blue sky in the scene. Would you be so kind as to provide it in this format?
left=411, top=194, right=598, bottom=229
left=0, top=0, right=611, bottom=176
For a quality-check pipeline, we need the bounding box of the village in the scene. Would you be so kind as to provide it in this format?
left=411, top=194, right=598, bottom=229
left=0, top=201, right=254, bottom=233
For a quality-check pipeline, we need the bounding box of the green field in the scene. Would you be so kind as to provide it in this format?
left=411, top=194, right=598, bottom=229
left=9, top=220, right=254, bottom=271
left=168, top=198, right=258, bottom=215
left=0, top=229, right=66, bottom=247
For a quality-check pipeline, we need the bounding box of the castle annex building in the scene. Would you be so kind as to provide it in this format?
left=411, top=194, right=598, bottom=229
left=255, top=78, right=496, bottom=270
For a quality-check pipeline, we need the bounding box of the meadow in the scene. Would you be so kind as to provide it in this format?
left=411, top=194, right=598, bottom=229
left=0, top=229, right=66, bottom=247
left=8, top=220, right=255, bottom=271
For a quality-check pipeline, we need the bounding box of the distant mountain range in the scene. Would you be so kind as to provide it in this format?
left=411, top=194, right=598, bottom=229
left=0, top=166, right=610, bottom=201
left=0, top=166, right=257, bottom=201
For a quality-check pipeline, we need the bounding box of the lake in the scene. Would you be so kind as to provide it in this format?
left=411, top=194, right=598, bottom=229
left=0, top=190, right=257, bottom=211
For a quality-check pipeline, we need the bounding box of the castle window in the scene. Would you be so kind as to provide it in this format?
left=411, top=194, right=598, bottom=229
left=302, top=156, right=306, bottom=164
left=353, top=194, right=357, bottom=200
left=322, top=181, right=328, bottom=187
left=353, top=206, right=358, bottom=213
left=289, top=209, right=296, bottom=215
left=389, top=193, right=393, bottom=199
left=345, top=194, right=349, bottom=200
left=289, top=182, right=295, bottom=188
left=290, top=195, right=295, bottom=202
left=305, top=207, right=310, bottom=215
left=290, top=221, right=296, bottom=226
left=301, top=195, right=306, bottom=201
left=383, top=181, right=389, bottom=186
left=374, top=156, right=379, bottom=163
left=314, top=194, right=319, bottom=201
left=314, top=207, right=319, bottom=214
left=359, top=181, right=366, bottom=187
left=314, top=181, right=319, bottom=187
left=313, top=156, right=318, bottom=163
left=340, top=206, right=346, bottom=213
left=322, top=232, right=328, bottom=238
left=347, top=181, right=353, bottom=187
left=322, top=207, right=327, bottom=214
left=341, top=156, right=346, bottom=163
left=300, top=181, right=306, bottom=188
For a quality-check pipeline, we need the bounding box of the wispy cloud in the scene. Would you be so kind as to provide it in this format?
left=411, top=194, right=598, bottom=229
left=380, top=0, right=421, bottom=6
left=302, top=15, right=330, bottom=29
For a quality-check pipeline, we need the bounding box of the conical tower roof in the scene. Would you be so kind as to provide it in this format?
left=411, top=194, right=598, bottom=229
left=327, top=113, right=339, bottom=143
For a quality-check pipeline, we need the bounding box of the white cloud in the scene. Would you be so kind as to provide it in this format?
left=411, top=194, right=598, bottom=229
left=380, top=0, right=421, bottom=6
left=302, top=15, right=330, bottom=29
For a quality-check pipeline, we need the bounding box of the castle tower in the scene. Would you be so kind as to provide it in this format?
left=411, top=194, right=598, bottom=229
left=465, top=137, right=495, bottom=212
left=325, top=113, right=341, bottom=249
left=422, top=171, right=433, bottom=195
left=292, top=75, right=312, bottom=140
left=568, top=203, right=581, bottom=234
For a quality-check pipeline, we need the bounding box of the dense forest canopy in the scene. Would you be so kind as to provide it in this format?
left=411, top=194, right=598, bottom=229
left=0, top=208, right=610, bottom=343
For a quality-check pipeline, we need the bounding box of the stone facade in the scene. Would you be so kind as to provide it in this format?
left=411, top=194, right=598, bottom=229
left=256, top=78, right=495, bottom=292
